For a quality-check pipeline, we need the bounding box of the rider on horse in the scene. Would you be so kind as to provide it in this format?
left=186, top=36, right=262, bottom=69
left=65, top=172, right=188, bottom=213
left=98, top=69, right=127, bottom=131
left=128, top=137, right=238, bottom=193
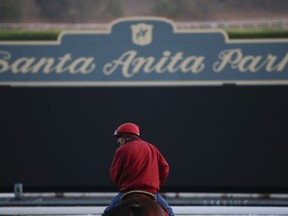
left=103, top=123, right=174, bottom=216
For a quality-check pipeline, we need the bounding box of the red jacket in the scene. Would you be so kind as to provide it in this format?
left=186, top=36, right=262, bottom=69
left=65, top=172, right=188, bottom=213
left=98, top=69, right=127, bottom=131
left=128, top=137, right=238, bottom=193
left=110, top=138, right=169, bottom=193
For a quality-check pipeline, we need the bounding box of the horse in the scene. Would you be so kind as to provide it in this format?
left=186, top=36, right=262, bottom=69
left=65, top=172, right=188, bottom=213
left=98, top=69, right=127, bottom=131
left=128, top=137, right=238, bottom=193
left=104, top=190, right=168, bottom=216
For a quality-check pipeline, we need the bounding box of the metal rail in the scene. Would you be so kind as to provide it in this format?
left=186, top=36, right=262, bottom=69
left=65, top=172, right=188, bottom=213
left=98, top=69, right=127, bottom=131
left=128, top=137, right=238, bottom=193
left=1, top=206, right=288, bottom=215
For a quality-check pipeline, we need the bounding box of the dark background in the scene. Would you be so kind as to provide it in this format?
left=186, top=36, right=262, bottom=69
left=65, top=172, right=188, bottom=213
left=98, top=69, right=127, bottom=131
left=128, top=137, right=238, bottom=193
left=1, top=85, right=288, bottom=193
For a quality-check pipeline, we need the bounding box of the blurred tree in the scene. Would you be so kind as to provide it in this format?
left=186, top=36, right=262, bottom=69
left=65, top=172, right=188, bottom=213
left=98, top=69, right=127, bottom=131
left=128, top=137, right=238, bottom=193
left=34, top=0, right=69, bottom=22
left=170, top=0, right=288, bottom=20
left=180, top=1, right=215, bottom=20
left=152, top=0, right=186, bottom=17
left=152, top=0, right=221, bottom=20
left=213, top=0, right=288, bottom=11
left=105, top=0, right=123, bottom=17
left=0, top=0, right=287, bottom=23
left=62, top=0, right=105, bottom=22
left=33, top=0, right=107, bottom=22
left=0, top=0, right=23, bottom=22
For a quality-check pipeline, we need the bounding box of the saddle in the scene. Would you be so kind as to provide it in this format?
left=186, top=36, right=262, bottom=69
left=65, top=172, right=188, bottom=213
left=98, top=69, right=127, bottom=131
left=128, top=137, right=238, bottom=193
left=120, top=190, right=157, bottom=201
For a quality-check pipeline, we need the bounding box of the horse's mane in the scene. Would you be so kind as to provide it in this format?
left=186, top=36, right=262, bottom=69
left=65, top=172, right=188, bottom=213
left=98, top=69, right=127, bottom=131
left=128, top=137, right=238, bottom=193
left=106, top=197, right=164, bottom=216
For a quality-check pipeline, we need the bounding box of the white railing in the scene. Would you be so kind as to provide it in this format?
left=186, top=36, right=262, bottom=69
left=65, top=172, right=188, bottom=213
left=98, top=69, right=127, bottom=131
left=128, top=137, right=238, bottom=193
left=1, top=206, right=288, bottom=215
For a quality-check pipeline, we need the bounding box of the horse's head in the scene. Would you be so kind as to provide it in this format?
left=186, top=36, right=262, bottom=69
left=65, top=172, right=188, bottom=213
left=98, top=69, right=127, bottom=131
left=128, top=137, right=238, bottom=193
left=106, top=195, right=165, bottom=216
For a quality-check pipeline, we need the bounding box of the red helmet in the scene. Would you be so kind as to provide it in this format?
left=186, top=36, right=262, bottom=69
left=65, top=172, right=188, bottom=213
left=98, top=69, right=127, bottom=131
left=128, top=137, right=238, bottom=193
left=114, top=123, right=140, bottom=137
